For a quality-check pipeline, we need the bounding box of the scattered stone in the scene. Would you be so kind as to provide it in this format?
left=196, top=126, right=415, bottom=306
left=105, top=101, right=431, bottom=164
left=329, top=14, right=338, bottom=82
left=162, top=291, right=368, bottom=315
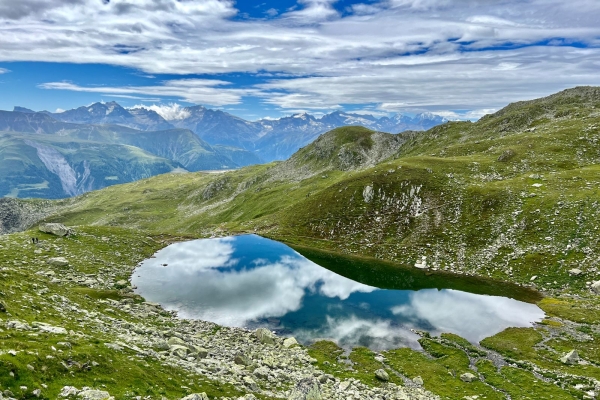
left=39, top=223, right=72, bottom=237
left=413, top=376, right=424, bottom=385
left=180, top=394, right=208, bottom=400
left=8, top=350, right=17, bottom=356
left=7, top=320, right=30, bottom=330
left=32, top=389, right=41, bottom=397
left=48, top=257, right=69, bottom=267
left=59, top=386, right=80, bottom=397
left=338, top=381, right=351, bottom=391
left=33, top=322, right=68, bottom=334
left=254, top=328, right=276, bottom=345
left=243, top=376, right=259, bottom=392
left=363, top=185, right=374, bottom=203
left=283, top=337, right=298, bottom=348
left=104, top=343, right=123, bottom=351
left=234, top=352, right=252, bottom=366
left=77, top=389, right=114, bottom=400
left=591, top=281, right=600, bottom=294
left=167, top=337, right=187, bottom=347
left=170, top=345, right=189, bottom=359
left=414, top=256, right=428, bottom=269
left=193, top=347, right=209, bottom=359
left=288, top=377, right=321, bottom=400
left=375, top=369, right=389, bottom=381
left=560, top=350, right=580, bottom=365
left=253, top=366, right=270, bottom=379
left=460, top=372, right=477, bottom=382
left=569, top=268, right=583, bottom=276
left=530, top=276, right=537, bottom=281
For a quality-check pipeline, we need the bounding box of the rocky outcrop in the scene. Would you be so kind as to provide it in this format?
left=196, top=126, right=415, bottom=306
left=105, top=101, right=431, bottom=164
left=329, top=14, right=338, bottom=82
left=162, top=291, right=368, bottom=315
left=0, top=198, right=53, bottom=235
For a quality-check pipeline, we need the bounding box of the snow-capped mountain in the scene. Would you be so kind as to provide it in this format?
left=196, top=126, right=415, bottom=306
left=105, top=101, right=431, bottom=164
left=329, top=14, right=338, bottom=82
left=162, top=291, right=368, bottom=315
left=34, top=101, right=448, bottom=162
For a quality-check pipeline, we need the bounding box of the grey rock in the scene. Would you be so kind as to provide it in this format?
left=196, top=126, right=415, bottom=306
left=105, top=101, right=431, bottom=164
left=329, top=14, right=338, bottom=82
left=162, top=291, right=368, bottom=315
left=413, top=376, right=424, bottom=385
left=39, top=223, right=72, bottom=237
left=363, top=185, right=374, bottom=203
left=560, top=349, right=580, bottom=365
left=32, top=389, right=41, bottom=397
left=48, top=257, right=69, bottom=267
left=288, top=377, right=321, bottom=400
left=253, top=366, right=270, bottom=379
left=254, top=328, right=276, bottom=345
left=243, top=376, right=259, bottom=392
left=460, top=372, right=477, bottom=382
left=180, top=394, right=208, bottom=400
left=375, top=369, right=389, bottom=381
left=193, top=347, right=209, bottom=359
left=170, top=345, right=189, bottom=359
left=569, top=268, right=583, bottom=276
left=591, top=281, right=600, bottom=294
left=59, top=386, right=80, bottom=397
left=77, top=390, right=114, bottom=400
left=283, top=337, right=299, bottom=348
left=234, top=352, right=252, bottom=366
left=168, top=337, right=187, bottom=347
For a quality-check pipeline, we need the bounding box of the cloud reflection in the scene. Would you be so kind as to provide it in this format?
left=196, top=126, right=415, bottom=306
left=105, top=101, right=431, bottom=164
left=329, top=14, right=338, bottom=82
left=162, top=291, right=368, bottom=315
left=133, top=235, right=545, bottom=349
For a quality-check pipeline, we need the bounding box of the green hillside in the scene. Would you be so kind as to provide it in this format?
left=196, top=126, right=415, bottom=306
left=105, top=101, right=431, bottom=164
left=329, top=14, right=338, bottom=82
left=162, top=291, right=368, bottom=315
left=3, top=87, right=600, bottom=400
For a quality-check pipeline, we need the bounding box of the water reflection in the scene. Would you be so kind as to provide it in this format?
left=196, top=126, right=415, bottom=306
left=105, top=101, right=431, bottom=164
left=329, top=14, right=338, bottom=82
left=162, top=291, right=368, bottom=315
left=133, top=235, right=544, bottom=350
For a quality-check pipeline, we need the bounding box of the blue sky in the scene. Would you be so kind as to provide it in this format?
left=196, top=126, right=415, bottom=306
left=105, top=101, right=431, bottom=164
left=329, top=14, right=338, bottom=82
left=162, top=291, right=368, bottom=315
left=0, top=0, right=599, bottom=121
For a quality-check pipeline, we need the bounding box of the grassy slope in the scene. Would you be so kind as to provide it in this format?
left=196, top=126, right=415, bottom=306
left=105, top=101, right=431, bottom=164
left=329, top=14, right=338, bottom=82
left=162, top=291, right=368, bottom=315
left=12, top=86, right=600, bottom=399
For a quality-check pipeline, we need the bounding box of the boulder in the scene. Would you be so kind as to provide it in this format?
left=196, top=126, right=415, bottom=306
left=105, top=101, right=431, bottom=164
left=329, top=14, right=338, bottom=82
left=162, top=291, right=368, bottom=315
left=283, top=337, right=299, bottom=348
left=59, top=386, right=80, bottom=397
left=591, top=281, right=600, bottom=294
left=569, top=268, right=583, bottom=276
left=77, top=390, right=114, bottom=400
left=243, top=376, right=259, bottom=392
left=192, top=347, right=209, bottom=359
left=254, top=328, right=276, bottom=345
left=460, top=372, right=477, bottom=382
left=170, top=345, right=189, bottom=359
left=288, top=377, right=322, bottom=400
left=168, top=337, right=187, bottom=347
left=413, top=376, right=424, bottom=385
left=375, top=369, right=389, bottom=381
left=33, top=322, right=67, bottom=334
left=234, top=352, right=252, bottom=366
left=560, top=349, right=580, bottom=365
left=48, top=257, right=69, bottom=267
left=253, top=366, right=270, bottom=379
left=39, top=223, right=72, bottom=237
left=180, top=394, right=208, bottom=400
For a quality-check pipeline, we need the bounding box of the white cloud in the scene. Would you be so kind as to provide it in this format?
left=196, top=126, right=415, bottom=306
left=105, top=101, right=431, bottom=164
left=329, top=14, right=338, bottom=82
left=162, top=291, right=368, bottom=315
left=39, top=79, right=251, bottom=106
left=0, top=68, right=9, bottom=74
left=2, top=0, right=599, bottom=114
left=132, top=103, right=191, bottom=121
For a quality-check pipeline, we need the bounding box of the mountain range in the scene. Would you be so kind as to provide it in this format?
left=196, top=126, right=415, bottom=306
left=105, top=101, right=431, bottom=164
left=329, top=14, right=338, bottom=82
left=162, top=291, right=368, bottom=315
left=1, top=102, right=447, bottom=199
left=36, top=101, right=447, bottom=161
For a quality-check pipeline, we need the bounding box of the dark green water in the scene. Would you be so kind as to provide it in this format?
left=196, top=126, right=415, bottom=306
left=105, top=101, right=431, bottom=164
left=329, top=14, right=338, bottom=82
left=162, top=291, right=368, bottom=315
left=132, top=235, right=544, bottom=350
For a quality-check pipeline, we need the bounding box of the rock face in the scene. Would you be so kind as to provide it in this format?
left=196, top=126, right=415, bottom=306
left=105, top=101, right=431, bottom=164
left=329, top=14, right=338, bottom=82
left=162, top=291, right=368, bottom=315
left=39, top=223, right=72, bottom=237
left=560, top=350, right=580, bottom=365
left=0, top=198, right=52, bottom=235
left=288, top=377, right=322, bottom=400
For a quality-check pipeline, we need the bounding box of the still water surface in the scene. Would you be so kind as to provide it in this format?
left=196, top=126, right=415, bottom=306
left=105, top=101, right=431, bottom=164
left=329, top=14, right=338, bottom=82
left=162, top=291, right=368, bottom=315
left=132, top=235, right=544, bottom=350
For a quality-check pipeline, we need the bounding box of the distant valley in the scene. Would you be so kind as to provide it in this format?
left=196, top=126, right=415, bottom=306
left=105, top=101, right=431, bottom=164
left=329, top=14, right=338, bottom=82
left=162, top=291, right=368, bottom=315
left=0, top=102, right=447, bottom=199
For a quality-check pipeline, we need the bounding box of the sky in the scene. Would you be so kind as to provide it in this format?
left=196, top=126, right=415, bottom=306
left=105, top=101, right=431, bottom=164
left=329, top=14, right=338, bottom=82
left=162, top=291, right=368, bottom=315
left=0, top=0, right=599, bottom=121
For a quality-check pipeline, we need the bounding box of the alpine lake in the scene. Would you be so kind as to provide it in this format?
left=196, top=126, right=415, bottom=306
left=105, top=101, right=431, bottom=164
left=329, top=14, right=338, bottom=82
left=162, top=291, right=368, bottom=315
left=132, top=235, right=544, bottom=351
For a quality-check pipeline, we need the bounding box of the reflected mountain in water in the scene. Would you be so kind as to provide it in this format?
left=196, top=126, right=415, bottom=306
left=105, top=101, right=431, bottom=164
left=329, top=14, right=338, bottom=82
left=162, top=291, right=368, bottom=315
left=132, top=235, right=544, bottom=350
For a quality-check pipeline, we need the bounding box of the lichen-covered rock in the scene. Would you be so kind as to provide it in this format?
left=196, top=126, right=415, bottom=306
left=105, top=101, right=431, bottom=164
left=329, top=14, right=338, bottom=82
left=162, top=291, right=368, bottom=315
left=460, top=372, right=477, bottom=382
left=591, top=281, right=600, bottom=294
left=234, top=352, right=252, bottom=366
left=59, top=386, right=80, bottom=397
left=375, top=369, right=389, bottom=381
left=560, top=349, right=580, bottom=365
left=254, top=328, right=276, bottom=345
left=283, top=337, right=298, bottom=348
left=288, top=377, right=321, bottom=400
left=39, top=223, right=72, bottom=237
